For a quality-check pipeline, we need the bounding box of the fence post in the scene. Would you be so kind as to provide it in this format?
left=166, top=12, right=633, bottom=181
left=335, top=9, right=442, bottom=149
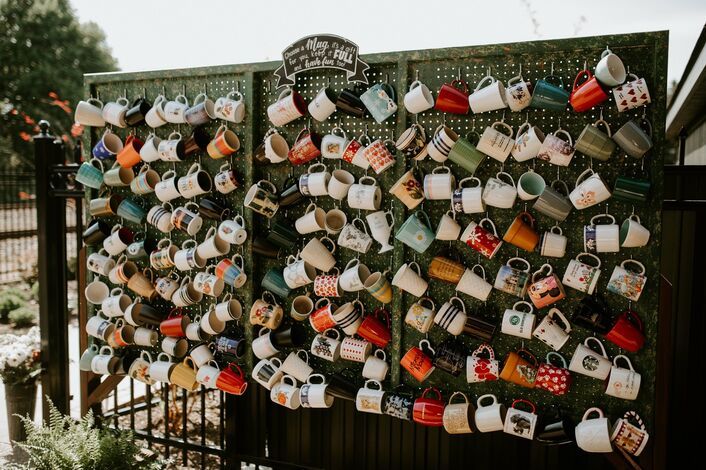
left=34, top=120, right=70, bottom=417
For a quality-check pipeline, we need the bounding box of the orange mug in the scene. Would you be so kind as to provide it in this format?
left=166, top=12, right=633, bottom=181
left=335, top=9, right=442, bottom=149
left=500, top=348, right=538, bottom=388
left=116, top=134, right=144, bottom=168
left=216, top=362, right=248, bottom=395
left=428, top=256, right=465, bottom=284
left=400, top=339, right=435, bottom=382
left=207, top=125, right=241, bottom=159
left=570, top=69, right=609, bottom=113
left=503, top=211, right=539, bottom=252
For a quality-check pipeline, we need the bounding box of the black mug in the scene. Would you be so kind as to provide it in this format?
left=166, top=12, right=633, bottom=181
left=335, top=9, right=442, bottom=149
left=266, top=221, right=299, bottom=250
left=433, top=340, right=465, bottom=377
left=327, top=370, right=359, bottom=402
left=199, top=197, right=230, bottom=220
left=129, top=302, right=163, bottom=327
left=279, top=176, right=307, bottom=207
left=336, top=89, right=366, bottom=118
left=573, top=294, right=611, bottom=334
left=125, top=98, right=152, bottom=127
left=214, top=336, right=245, bottom=359
left=252, top=236, right=279, bottom=259
left=270, top=324, right=307, bottom=347
left=253, top=141, right=270, bottom=166
left=382, top=386, right=414, bottom=421
left=184, top=127, right=211, bottom=157
left=82, top=219, right=111, bottom=245
left=463, top=315, right=496, bottom=342
left=536, top=406, right=574, bottom=445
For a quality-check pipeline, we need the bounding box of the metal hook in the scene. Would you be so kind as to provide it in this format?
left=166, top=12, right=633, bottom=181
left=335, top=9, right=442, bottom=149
left=182, top=84, right=186, bottom=96
left=162, top=86, right=166, bottom=97
left=642, top=105, right=647, bottom=118
left=518, top=63, right=523, bottom=77
left=123, top=88, right=128, bottom=99
left=414, top=113, right=419, bottom=124
left=236, top=81, right=241, bottom=93
left=550, top=62, right=555, bottom=75
left=472, top=118, right=476, bottom=131
left=556, top=166, right=560, bottom=181
left=142, top=87, right=147, bottom=99
left=556, top=117, right=561, bottom=130
left=385, top=73, right=389, bottom=83
left=265, top=80, right=271, bottom=93
left=457, top=67, right=462, bottom=81
left=501, top=110, right=506, bottom=123
left=583, top=60, right=587, bottom=70
left=631, top=205, right=635, bottom=216
left=415, top=69, right=419, bottom=81
left=525, top=111, right=530, bottom=125
left=599, top=108, right=604, bottom=120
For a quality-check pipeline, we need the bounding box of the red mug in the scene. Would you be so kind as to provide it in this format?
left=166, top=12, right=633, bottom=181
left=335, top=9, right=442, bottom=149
left=461, top=218, right=503, bottom=259
left=400, top=339, right=435, bottom=382
left=116, top=134, right=144, bottom=168
left=535, top=352, right=572, bottom=396
left=288, top=128, right=322, bottom=165
left=309, top=299, right=338, bottom=333
left=569, top=70, right=609, bottom=113
left=357, top=307, right=391, bottom=348
left=605, top=309, right=645, bottom=352
left=215, top=363, right=248, bottom=395
left=159, top=308, right=189, bottom=337
left=435, top=79, right=470, bottom=115
left=413, top=387, right=445, bottom=427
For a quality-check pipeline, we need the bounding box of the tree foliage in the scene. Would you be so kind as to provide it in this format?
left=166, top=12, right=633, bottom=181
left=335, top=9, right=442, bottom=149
left=0, top=0, right=118, bottom=170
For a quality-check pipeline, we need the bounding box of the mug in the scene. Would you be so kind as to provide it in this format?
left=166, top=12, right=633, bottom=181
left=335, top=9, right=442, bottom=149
left=91, top=345, right=120, bottom=375
left=413, top=388, right=445, bottom=427
left=499, top=348, right=538, bottom=388
left=148, top=353, right=175, bottom=383
left=283, top=256, right=317, bottom=290
left=252, top=357, right=283, bottom=390
left=207, top=125, right=240, bottom=159
left=461, top=315, right=499, bottom=340
left=573, top=293, right=612, bottom=334
left=584, top=213, right=620, bottom=253
left=503, top=399, right=538, bottom=440
left=214, top=90, right=245, bottom=123
left=252, top=328, right=279, bottom=359
left=218, top=214, right=247, bottom=245
left=173, top=240, right=206, bottom=272
left=620, top=214, right=650, bottom=248
left=84, top=279, right=109, bottom=305
left=404, top=80, right=435, bottom=114
left=267, top=87, right=306, bottom=126
left=150, top=238, right=178, bottom=271
left=364, top=139, right=396, bottom=174
left=364, top=271, right=393, bottom=304
left=362, top=349, right=389, bottom=382
left=300, top=374, right=335, bottom=409
left=75, top=158, right=105, bottom=189
left=401, top=339, right=435, bottom=382
left=505, top=74, right=533, bottom=112
left=443, top=392, right=475, bottom=434
left=347, top=176, right=381, bottom=211
left=466, top=343, right=499, bottom=383
left=214, top=294, right=243, bottom=322
left=177, top=163, right=212, bottom=198
left=288, top=128, right=322, bottom=165
left=85, top=311, right=115, bottom=341
left=501, top=301, right=536, bottom=339
left=391, top=262, right=428, bottom=297
left=575, top=407, right=613, bottom=453
left=75, top=97, right=105, bottom=127
left=340, top=137, right=370, bottom=169
left=310, top=329, right=342, bottom=362
left=184, top=93, right=216, bottom=126
left=389, top=169, right=425, bottom=209
left=395, top=123, right=428, bottom=160
left=195, top=360, right=221, bottom=389
left=424, top=165, right=455, bottom=200
left=356, top=380, right=385, bottom=414
left=313, top=269, right=341, bottom=298
left=124, top=98, right=151, bottom=127
left=216, top=363, right=248, bottom=395
left=324, top=208, right=347, bottom=235
left=516, top=171, right=546, bottom=201
left=127, top=351, right=154, bottom=385
left=157, top=131, right=186, bottom=162
left=474, top=394, right=506, bottom=433
left=382, top=387, right=415, bottom=421
left=605, top=355, right=641, bottom=400
left=482, top=171, right=517, bottom=209
left=395, top=211, right=434, bottom=253
left=562, top=252, right=602, bottom=294
left=432, top=339, right=466, bottom=376
left=102, top=97, right=129, bottom=127
left=336, top=88, right=366, bottom=118
left=570, top=69, right=609, bottom=112
left=494, top=257, right=531, bottom=298
left=170, top=357, right=199, bottom=391
left=82, top=219, right=111, bottom=246
left=405, top=297, right=436, bottom=334
left=144, top=96, right=167, bottom=128
left=92, top=130, right=124, bottom=159
left=332, top=300, right=364, bottom=336
left=147, top=203, right=174, bottom=233
left=327, top=169, right=355, bottom=201
left=281, top=349, right=313, bottom=383
left=460, top=218, right=502, bottom=259
left=309, top=298, right=338, bottom=333
left=530, top=75, right=569, bottom=111
left=133, top=326, right=158, bottom=347
left=308, top=86, right=337, bottom=121
left=101, top=287, right=131, bottom=317
left=607, top=259, right=647, bottom=301
left=360, top=82, right=397, bottom=123
left=116, top=135, right=144, bottom=169
left=163, top=95, right=189, bottom=123
left=171, top=202, right=204, bottom=236
left=468, top=74, right=507, bottom=114
left=290, top=294, right=314, bottom=321
left=537, top=129, right=574, bottom=167
left=339, top=258, right=371, bottom=292
left=532, top=308, right=571, bottom=351
left=366, top=210, right=395, bottom=253
left=476, top=121, right=514, bottom=163
left=456, top=265, right=492, bottom=301
left=452, top=177, right=485, bottom=214
left=512, top=122, right=545, bottom=162
left=539, top=225, right=567, bottom=258
left=340, top=336, right=372, bottom=363
left=568, top=337, right=611, bottom=380
left=611, top=411, right=649, bottom=456
left=261, top=267, right=291, bottom=299
left=533, top=179, right=572, bottom=221
left=595, top=47, right=626, bottom=86
left=434, top=296, right=467, bottom=336
left=108, top=256, right=138, bottom=285
left=299, top=162, right=331, bottom=196
left=605, top=309, right=645, bottom=352
left=250, top=291, right=284, bottom=330
left=527, top=264, right=566, bottom=309
left=536, top=352, right=572, bottom=396
left=321, top=128, right=348, bottom=160
left=427, top=125, right=459, bottom=162
left=613, top=175, right=651, bottom=204
left=154, top=170, right=180, bottom=203
left=503, top=211, right=539, bottom=251
left=570, top=169, right=612, bottom=210
left=337, top=219, right=373, bottom=255
left=171, top=276, right=203, bottom=307
left=116, top=198, right=146, bottom=224
left=244, top=180, right=279, bottom=218
left=435, top=79, right=469, bottom=114
left=300, top=236, right=336, bottom=272
left=103, top=225, right=134, bottom=256
left=161, top=336, right=188, bottom=358
left=296, top=204, right=326, bottom=235
left=428, top=255, right=464, bottom=283
left=214, top=163, right=239, bottom=195
left=613, top=74, right=651, bottom=112
left=575, top=119, right=616, bottom=161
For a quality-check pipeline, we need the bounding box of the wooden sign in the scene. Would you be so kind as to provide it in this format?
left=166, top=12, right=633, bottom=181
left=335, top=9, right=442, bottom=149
left=274, top=34, right=369, bottom=88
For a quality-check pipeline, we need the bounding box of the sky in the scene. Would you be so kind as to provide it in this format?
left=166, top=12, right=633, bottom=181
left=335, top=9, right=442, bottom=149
left=70, top=0, right=705, bottom=84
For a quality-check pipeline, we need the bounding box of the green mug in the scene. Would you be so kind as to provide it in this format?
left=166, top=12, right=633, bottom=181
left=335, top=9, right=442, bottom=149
left=448, top=132, right=485, bottom=174
left=530, top=75, right=569, bottom=111
left=75, top=158, right=105, bottom=189
left=395, top=210, right=434, bottom=253
left=575, top=119, right=616, bottom=161
left=266, top=221, right=299, bottom=250
left=261, top=268, right=291, bottom=299
left=117, top=198, right=146, bottom=224
left=613, top=176, right=650, bottom=204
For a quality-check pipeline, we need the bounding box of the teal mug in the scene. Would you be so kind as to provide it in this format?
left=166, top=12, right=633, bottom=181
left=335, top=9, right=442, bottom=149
left=117, top=197, right=146, bottom=224
left=395, top=211, right=434, bottom=253
left=448, top=132, right=485, bottom=174
left=79, top=344, right=100, bottom=371
left=530, top=75, right=569, bottom=111
left=75, top=158, right=105, bottom=189
left=613, top=176, right=650, bottom=204
left=261, top=268, right=291, bottom=299
left=575, top=119, right=615, bottom=161
left=360, top=83, right=397, bottom=124
left=266, top=221, right=300, bottom=250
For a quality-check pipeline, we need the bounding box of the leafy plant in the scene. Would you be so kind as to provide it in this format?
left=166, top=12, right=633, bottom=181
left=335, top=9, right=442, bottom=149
left=9, top=398, right=167, bottom=470
left=30, top=281, right=39, bottom=301
left=0, top=327, right=40, bottom=385
left=0, top=291, right=27, bottom=323
left=9, top=306, right=37, bottom=327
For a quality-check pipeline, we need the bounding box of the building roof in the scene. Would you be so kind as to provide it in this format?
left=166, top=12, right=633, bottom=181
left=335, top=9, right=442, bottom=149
left=667, top=23, right=706, bottom=140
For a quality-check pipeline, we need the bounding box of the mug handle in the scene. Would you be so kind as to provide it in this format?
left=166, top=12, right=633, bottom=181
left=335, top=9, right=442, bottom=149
left=623, top=309, right=643, bottom=333
left=418, top=338, right=435, bottom=356
left=418, top=296, right=436, bottom=311
left=517, top=348, right=538, bottom=367
left=478, top=217, right=498, bottom=236
left=472, top=343, right=495, bottom=360
left=623, top=411, right=645, bottom=430
left=449, top=296, right=466, bottom=313
left=323, top=328, right=340, bottom=341
left=492, top=121, right=514, bottom=138
left=571, top=70, right=593, bottom=92
left=450, top=79, right=469, bottom=95
left=319, top=236, right=336, bottom=254
left=574, top=168, right=595, bottom=189
left=496, top=171, right=516, bottom=188
left=531, top=263, right=552, bottom=283
left=408, top=261, right=422, bottom=276
left=621, top=259, right=646, bottom=275
left=459, top=177, right=481, bottom=189
left=511, top=398, right=536, bottom=415
left=417, top=210, right=432, bottom=230
left=296, top=349, right=309, bottom=364
left=613, top=354, right=634, bottom=371
left=352, top=217, right=368, bottom=235
left=374, top=349, right=387, bottom=361
left=421, top=387, right=442, bottom=401
left=365, top=379, right=383, bottom=390
left=507, top=257, right=531, bottom=273
left=512, top=300, right=534, bottom=314
left=554, top=129, right=573, bottom=147
left=594, top=118, right=612, bottom=137
left=590, top=213, right=616, bottom=226
left=476, top=393, right=497, bottom=408
left=432, top=165, right=451, bottom=174
left=545, top=351, right=567, bottom=369
left=307, top=373, right=326, bottom=385
left=277, top=87, right=293, bottom=101
left=547, top=308, right=571, bottom=333
left=582, top=407, right=604, bottom=421
left=448, top=391, right=469, bottom=405
left=576, top=252, right=602, bottom=268
left=474, top=75, right=496, bottom=92
left=584, top=336, right=608, bottom=359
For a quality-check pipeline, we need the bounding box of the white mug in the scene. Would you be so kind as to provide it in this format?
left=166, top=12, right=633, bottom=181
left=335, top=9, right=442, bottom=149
left=102, top=98, right=129, bottom=127
left=405, top=297, right=436, bottom=333
left=512, top=122, right=545, bottom=162
left=299, top=162, right=330, bottom=197
left=539, top=226, right=567, bottom=258
left=347, top=176, right=381, bottom=211
left=605, top=355, right=641, bottom=400
left=295, top=203, right=326, bottom=235
left=251, top=357, right=283, bottom=390
left=607, top=259, right=647, bottom=302
left=391, top=262, right=428, bottom=297
left=575, top=407, right=613, bottom=453
left=155, top=169, right=181, bottom=202
left=501, top=301, right=535, bottom=339
left=310, top=329, right=342, bottom=362
left=568, top=337, right=611, bottom=380
left=177, top=163, right=212, bottom=199
left=536, top=129, right=575, bottom=167
left=584, top=213, right=619, bottom=253
left=452, top=177, right=485, bottom=214
left=339, top=258, right=371, bottom=292
left=140, top=134, right=162, bottom=162
left=562, top=252, right=602, bottom=294
left=423, top=165, right=455, bottom=200
left=195, top=360, right=221, bottom=389
left=270, top=375, right=301, bottom=410
left=324, top=208, right=347, bottom=235
left=517, top=171, right=546, bottom=201
left=455, top=265, right=492, bottom=301
left=300, top=373, right=334, bottom=408
left=75, top=98, right=105, bottom=127
left=145, top=95, right=167, bottom=128
left=595, top=48, right=626, bottom=86
left=281, top=350, right=313, bottom=383
left=482, top=172, right=517, bottom=209
left=163, top=95, right=189, bottom=124
left=252, top=328, right=279, bottom=359
left=214, top=163, right=239, bottom=194
left=283, top=256, right=316, bottom=289
left=355, top=380, right=385, bottom=415
left=340, top=336, right=372, bottom=363
left=321, top=128, right=349, bottom=159
left=428, top=125, right=459, bottom=162
left=362, top=350, right=389, bottom=382
left=475, top=394, right=506, bottom=433
left=327, top=169, right=355, bottom=200
left=404, top=80, right=435, bottom=114
left=468, top=75, right=507, bottom=114
left=569, top=169, right=611, bottom=210
left=189, top=343, right=215, bottom=368
left=300, top=236, right=336, bottom=272
left=337, top=219, right=373, bottom=254
left=436, top=210, right=461, bottom=241
left=476, top=121, right=514, bottom=162
left=218, top=214, right=247, bottom=245
left=532, top=308, right=572, bottom=351
left=214, top=90, right=245, bottom=123
left=620, top=214, right=650, bottom=248
left=434, top=296, right=467, bottom=335
left=161, top=337, right=188, bottom=358
left=366, top=210, right=395, bottom=253
left=308, top=86, right=337, bottom=122
left=505, top=75, right=533, bottom=112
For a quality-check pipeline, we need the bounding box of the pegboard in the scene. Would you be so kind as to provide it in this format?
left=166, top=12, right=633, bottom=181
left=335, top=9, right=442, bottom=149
left=83, top=31, right=667, bottom=433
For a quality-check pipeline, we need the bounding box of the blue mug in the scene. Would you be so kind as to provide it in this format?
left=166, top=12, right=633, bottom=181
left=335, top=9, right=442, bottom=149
left=261, top=268, right=291, bottom=299
left=92, top=130, right=124, bottom=159
left=75, top=158, right=105, bottom=189
left=361, top=83, right=397, bottom=123
left=530, top=75, right=569, bottom=111
left=117, top=198, right=146, bottom=224
left=395, top=210, right=434, bottom=253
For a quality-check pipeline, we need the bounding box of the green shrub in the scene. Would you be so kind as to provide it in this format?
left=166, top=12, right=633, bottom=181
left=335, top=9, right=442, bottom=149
left=0, top=286, right=29, bottom=300
left=0, top=292, right=27, bottom=323
left=9, top=398, right=167, bottom=470
left=8, top=307, right=37, bottom=328
left=30, top=281, right=39, bottom=301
